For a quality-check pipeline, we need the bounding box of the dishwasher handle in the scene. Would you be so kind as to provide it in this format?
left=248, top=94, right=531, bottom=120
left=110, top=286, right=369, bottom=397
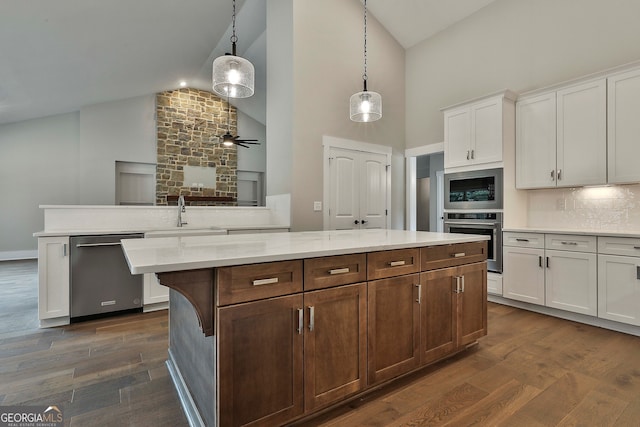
left=75, top=242, right=122, bottom=248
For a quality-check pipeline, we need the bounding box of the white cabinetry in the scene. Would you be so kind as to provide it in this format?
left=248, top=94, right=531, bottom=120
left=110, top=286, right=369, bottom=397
left=503, top=232, right=597, bottom=315
left=516, top=79, right=606, bottom=189
left=598, top=236, right=640, bottom=326
left=443, top=91, right=515, bottom=171
left=37, top=236, right=70, bottom=322
left=487, top=272, right=503, bottom=296
left=608, top=68, right=640, bottom=184
left=544, top=234, right=597, bottom=316
left=503, top=233, right=545, bottom=305
left=143, top=273, right=169, bottom=308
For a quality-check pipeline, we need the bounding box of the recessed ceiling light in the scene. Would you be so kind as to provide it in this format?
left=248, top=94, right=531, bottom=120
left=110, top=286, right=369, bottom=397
left=179, top=81, right=187, bottom=87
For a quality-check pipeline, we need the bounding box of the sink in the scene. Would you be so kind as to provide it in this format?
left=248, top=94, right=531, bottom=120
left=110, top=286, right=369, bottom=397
left=145, top=226, right=227, bottom=238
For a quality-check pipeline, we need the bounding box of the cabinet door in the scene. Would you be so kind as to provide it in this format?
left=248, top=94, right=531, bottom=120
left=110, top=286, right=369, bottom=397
left=556, top=79, right=606, bottom=187
left=420, top=269, right=456, bottom=365
left=502, top=246, right=545, bottom=305
left=367, top=274, right=420, bottom=385
left=516, top=92, right=557, bottom=189
left=218, top=295, right=304, bottom=427
left=304, top=283, right=367, bottom=412
left=38, top=236, right=70, bottom=320
left=457, top=262, right=488, bottom=346
left=545, top=250, right=597, bottom=316
left=444, top=107, right=471, bottom=169
left=608, top=68, right=640, bottom=184
left=359, top=151, right=388, bottom=229
left=598, top=255, right=640, bottom=326
left=143, top=273, right=169, bottom=306
left=471, top=98, right=503, bottom=165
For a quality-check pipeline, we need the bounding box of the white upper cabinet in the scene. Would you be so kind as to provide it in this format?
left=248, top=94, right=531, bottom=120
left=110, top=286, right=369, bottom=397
left=443, top=92, right=515, bottom=171
left=516, top=93, right=557, bottom=189
left=516, top=79, right=606, bottom=189
left=608, top=68, right=640, bottom=184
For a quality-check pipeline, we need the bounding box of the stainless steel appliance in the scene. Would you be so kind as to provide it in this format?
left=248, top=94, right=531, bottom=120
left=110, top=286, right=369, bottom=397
left=70, top=234, right=143, bottom=319
left=444, top=212, right=503, bottom=273
left=444, top=168, right=503, bottom=210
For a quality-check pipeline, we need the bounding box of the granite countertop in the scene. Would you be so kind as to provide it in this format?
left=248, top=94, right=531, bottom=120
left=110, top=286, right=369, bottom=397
left=503, top=227, right=640, bottom=238
left=121, top=229, right=490, bottom=274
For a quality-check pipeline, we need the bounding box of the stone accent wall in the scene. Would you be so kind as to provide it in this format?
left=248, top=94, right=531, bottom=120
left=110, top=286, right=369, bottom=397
left=156, top=88, right=237, bottom=205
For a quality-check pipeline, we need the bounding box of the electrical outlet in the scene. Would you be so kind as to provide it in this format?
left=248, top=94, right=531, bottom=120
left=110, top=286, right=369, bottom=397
left=313, top=201, right=322, bottom=212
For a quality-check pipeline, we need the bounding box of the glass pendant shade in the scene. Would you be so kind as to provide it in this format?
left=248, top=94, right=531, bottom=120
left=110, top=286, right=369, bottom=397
left=212, top=54, right=255, bottom=98
left=350, top=90, right=382, bottom=122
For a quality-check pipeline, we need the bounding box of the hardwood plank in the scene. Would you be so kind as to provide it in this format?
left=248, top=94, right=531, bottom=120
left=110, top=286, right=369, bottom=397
left=557, top=389, right=628, bottom=426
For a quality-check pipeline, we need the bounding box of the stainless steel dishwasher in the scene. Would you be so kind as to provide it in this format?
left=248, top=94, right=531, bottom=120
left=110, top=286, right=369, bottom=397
left=70, top=234, right=143, bottom=320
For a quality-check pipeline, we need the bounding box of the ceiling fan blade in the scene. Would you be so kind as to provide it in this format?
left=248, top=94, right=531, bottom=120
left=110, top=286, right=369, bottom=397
left=236, top=142, right=251, bottom=148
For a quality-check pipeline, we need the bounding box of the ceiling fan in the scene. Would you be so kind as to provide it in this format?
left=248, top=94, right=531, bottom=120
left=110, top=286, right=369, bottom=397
left=217, top=97, right=259, bottom=149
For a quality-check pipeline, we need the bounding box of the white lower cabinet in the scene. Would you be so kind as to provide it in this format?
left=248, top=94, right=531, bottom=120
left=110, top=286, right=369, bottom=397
left=487, top=272, right=503, bottom=296
left=597, top=236, right=640, bottom=326
left=503, top=232, right=597, bottom=315
left=144, top=273, right=169, bottom=306
left=503, top=245, right=545, bottom=305
left=38, top=236, right=70, bottom=320
left=545, top=249, right=597, bottom=316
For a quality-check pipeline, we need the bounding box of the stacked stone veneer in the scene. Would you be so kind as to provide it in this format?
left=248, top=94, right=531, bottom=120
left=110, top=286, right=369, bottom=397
left=156, top=88, right=237, bottom=206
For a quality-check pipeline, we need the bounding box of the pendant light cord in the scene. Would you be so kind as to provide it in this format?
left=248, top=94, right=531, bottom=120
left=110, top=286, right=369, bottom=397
left=230, top=0, right=238, bottom=55
left=362, top=0, right=368, bottom=91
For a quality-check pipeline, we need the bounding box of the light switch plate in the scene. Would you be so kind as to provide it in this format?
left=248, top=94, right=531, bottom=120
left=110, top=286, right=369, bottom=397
left=313, top=201, right=322, bottom=212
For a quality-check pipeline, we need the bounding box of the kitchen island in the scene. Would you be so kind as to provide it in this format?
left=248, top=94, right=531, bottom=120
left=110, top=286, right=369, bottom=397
left=121, top=229, right=489, bottom=427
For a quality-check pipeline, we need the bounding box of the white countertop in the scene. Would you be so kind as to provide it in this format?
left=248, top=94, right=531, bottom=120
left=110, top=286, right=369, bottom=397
left=121, top=229, right=490, bottom=274
left=503, top=227, right=640, bottom=238
left=33, top=224, right=289, bottom=237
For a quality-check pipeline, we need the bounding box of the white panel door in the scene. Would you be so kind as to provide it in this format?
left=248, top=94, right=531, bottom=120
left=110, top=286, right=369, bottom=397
left=598, top=254, right=640, bottom=326
left=359, top=152, right=387, bottom=229
left=329, top=148, right=360, bottom=230
left=444, top=107, right=471, bottom=169
left=608, top=68, right=640, bottom=184
left=502, top=246, right=545, bottom=305
left=556, top=79, right=606, bottom=187
left=328, top=148, right=387, bottom=230
left=516, top=93, right=557, bottom=189
left=545, top=250, right=597, bottom=316
left=471, top=98, right=502, bottom=165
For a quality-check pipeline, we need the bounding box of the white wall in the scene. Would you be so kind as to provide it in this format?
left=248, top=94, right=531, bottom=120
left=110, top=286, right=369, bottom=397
left=406, top=0, right=640, bottom=148
left=0, top=112, right=80, bottom=256
left=78, top=95, right=156, bottom=203
left=237, top=110, right=266, bottom=173
left=284, top=0, right=405, bottom=231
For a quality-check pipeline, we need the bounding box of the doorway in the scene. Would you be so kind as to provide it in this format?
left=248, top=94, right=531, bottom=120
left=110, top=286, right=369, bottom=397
left=405, top=144, right=445, bottom=232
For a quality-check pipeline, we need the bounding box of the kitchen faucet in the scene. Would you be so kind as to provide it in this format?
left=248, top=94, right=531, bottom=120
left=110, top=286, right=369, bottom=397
left=177, top=195, right=188, bottom=227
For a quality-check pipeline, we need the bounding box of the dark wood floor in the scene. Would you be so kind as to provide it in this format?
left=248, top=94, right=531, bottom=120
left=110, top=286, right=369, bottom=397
left=1, top=260, right=640, bottom=426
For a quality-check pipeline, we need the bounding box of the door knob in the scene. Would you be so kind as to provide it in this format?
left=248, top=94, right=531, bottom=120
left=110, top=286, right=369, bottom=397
left=362, top=220, right=368, bottom=224
left=354, top=220, right=360, bottom=225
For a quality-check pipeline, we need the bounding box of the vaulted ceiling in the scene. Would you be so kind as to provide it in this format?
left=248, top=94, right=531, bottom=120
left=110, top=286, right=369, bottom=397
left=0, top=0, right=495, bottom=126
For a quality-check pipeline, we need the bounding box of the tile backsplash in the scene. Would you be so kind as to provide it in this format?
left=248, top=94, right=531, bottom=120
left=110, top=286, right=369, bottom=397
left=527, top=184, right=640, bottom=231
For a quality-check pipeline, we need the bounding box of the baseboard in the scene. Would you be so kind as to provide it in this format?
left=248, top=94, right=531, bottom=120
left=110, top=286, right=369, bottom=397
left=488, top=295, right=640, bottom=337
left=39, top=316, right=70, bottom=328
left=0, top=250, right=37, bottom=261
left=143, top=302, right=169, bottom=313
left=166, top=349, right=206, bottom=427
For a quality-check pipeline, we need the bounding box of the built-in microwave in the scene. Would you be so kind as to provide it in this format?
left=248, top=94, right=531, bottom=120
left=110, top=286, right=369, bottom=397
left=444, top=168, right=503, bottom=210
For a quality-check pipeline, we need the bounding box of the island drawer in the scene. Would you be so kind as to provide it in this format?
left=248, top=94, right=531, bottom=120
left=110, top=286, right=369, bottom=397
left=216, top=260, right=303, bottom=305
left=304, top=253, right=367, bottom=291
left=598, top=236, right=640, bottom=257
left=421, top=241, right=487, bottom=271
left=367, top=248, right=420, bottom=280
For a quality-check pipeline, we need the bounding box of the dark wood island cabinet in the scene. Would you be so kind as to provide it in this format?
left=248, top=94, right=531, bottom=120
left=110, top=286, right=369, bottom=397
left=121, top=230, right=489, bottom=427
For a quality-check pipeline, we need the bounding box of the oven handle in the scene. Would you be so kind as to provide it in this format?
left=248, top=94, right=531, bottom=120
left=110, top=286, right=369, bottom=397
left=444, top=221, right=500, bottom=227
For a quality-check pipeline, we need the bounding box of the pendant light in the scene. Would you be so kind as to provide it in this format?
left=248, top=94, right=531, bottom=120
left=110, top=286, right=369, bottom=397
left=212, top=0, right=255, bottom=99
left=350, top=0, right=382, bottom=122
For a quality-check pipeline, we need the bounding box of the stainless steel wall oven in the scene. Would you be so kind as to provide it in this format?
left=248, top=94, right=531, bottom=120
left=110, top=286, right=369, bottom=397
left=444, top=212, right=503, bottom=273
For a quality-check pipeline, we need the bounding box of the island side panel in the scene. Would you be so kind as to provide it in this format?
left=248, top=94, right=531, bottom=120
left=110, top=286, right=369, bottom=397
left=169, top=289, right=216, bottom=427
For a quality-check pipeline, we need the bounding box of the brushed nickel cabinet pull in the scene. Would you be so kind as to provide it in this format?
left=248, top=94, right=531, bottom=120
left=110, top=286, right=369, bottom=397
left=467, top=150, right=470, bottom=160
left=515, top=238, right=529, bottom=242
left=471, top=149, right=475, bottom=160
left=551, top=170, right=555, bottom=180
left=308, top=306, right=315, bottom=332
left=63, top=243, right=67, bottom=257
left=539, top=256, right=542, bottom=268
left=560, top=241, right=578, bottom=245
left=329, top=267, right=350, bottom=275
left=297, top=308, right=303, bottom=334
left=546, top=257, right=550, bottom=268
left=633, top=246, right=640, bottom=250
left=557, top=169, right=562, bottom=180
left=415, top=284, right=422, bottom=304
left=252, top=277, right=279, bottom=286
left=452, top=252, right=466, bottom=258
left=461, top=275, right=465, bottom=293
left=454, top=276, right=461, bottom=293
left=389, top=260, right=406, bottom=267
